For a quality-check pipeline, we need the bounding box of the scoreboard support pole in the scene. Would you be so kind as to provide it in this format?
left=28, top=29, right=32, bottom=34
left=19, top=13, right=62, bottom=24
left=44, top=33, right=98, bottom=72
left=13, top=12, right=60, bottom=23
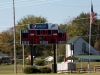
left=30, top=45, right=33, bottom=66
left=53, top=44, right=57, bottom=73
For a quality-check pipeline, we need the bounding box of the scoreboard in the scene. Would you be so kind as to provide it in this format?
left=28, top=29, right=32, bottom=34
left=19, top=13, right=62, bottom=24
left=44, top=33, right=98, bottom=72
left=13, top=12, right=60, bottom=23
left=20, top=23, right=67, bottom=44
left=20, top=30, right=66, bottom=44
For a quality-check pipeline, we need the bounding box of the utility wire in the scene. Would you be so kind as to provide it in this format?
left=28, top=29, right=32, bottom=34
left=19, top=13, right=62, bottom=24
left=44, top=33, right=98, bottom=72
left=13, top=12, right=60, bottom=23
left=44, top=3, right=100, bottom=7
left=0, top=0, right=60, bottom=9
left=1, top=0, right=100, bottom=9
left=0, top=15, right=99, bottom=27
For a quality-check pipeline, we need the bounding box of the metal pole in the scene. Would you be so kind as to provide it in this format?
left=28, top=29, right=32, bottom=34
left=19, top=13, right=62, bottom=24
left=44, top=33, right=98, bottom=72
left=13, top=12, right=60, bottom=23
left=30, top=45, right=33, bottom=66
left=81, top=59, right=82, bottom=68
left=23, top=45, right=25, bottom=69
left=88, top=20, right=91, bottom=73
left=56, top=44, right=57, bottom=64
left=54, top=44, right=57, bottom=73
left=13, top=0, right=17, bottom=74
left=88, top=2, right=92, bottom=72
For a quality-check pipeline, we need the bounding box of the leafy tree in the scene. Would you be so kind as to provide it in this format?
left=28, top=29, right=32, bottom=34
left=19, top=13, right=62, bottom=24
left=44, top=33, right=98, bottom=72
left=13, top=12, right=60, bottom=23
left=71, top=12, right=100, bottom=46
left=16, top=15, right=48, bottom=57
left=94, top=40, right=100, bottom=55
left=0, top=28, right=14, bottom=56
left=57, top=44, right=66, bottom=57
left=58, top=24, right=68, bottom=30
left=59, top=12, right=100, bottom=54
left=0, top=15, right=48, bottom=57
left=66, top=23, right=84, bottom=39
left=1, top=12, right=100, bottom=58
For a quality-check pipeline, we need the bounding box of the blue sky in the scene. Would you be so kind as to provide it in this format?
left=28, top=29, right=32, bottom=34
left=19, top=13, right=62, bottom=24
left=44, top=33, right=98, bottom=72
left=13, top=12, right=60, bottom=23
left=0, top=0, right=100, bottom=32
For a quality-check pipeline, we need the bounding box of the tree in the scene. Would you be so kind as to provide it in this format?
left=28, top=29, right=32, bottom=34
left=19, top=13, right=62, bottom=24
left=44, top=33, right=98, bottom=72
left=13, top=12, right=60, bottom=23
left=0, top=28, right=14, bottom=55
left=58, top=24, right=68, bottom=30
left=59, top=12, right=100, bottom=54
left=94, top=40, right=100, bottom=55
left=71, top=12, right=90, bottom=38
left=57, top=44, right=66, bottom=56
left=66, top=23, right=84, bottom=39
left=71, top=12, right=100, bottom=46
left=0, top=15, right=48, bottom=57
left=16, top=15, right=48, bottom=57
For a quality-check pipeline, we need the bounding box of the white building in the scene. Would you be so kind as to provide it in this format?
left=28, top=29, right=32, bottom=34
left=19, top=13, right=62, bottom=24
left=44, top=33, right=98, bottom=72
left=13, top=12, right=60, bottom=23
left=66, top=36, right=99, bottom=62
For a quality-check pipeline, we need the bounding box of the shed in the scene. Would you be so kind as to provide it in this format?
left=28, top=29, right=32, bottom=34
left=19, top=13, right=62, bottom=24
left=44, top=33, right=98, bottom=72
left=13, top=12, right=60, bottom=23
left=66, top=36, right=99, bottom=62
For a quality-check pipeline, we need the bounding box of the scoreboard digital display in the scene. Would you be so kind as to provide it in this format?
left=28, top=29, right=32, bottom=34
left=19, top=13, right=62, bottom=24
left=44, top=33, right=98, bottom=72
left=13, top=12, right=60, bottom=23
left=20, top=30, right=67, bottom=44
left=36, top=30, right=51, bottom=35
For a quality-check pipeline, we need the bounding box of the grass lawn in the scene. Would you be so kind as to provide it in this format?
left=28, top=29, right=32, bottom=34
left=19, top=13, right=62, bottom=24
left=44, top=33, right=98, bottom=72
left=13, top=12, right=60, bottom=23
left=75, top=62, right=100, bottom=69
left=0, top=64, right=24, bottom=74
left=0, top=62, right=100, bottom=74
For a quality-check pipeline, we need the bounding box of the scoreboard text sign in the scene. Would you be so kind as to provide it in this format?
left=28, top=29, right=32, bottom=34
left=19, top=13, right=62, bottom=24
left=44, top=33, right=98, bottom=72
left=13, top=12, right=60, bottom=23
left=20, top=30, right=66, bottom=44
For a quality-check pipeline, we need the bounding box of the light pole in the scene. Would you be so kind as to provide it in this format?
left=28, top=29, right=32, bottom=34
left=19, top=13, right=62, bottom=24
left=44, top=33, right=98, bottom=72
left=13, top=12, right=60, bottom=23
left=13, top=0, right=17, bottom=74
left=23, top=45, right=25, bottom=69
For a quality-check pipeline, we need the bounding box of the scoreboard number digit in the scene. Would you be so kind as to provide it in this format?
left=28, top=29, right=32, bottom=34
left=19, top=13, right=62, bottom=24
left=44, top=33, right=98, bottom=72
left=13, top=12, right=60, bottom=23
left=50, top=38, right=57, bottom=44
left=37, top=30, right=51, bottom=35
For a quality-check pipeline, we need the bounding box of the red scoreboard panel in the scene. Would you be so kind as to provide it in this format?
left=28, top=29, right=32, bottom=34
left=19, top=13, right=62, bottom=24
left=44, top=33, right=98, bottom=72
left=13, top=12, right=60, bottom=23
left=20, top=30, right=66, bottom=44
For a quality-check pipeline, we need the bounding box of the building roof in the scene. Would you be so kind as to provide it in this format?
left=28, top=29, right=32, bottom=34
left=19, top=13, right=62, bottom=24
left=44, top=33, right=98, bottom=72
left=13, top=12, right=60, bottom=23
left=0, top=51, right=10, bottom=58
left=0, top=52, right=3, bottom=54
left=67, top=36, right=80, bottom=44
left=75, top=55, right=100, bottom=60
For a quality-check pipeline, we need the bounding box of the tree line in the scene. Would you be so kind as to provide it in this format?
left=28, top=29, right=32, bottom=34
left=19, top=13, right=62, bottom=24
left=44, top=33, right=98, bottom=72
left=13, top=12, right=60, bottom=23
left=0, top=12, right=100, bottom=58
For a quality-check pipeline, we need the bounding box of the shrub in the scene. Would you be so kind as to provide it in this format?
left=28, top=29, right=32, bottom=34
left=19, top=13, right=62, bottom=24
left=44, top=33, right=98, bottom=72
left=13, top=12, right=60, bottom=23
left=57, top=56, right=64, bottom=62
left=39, top=67, right=52, bottom=73
left=35, top=59, right=45, bottom=66
left=17, top=59, right=23, bottom=64
left=23, top=66, right=39, bottom=74
left=41, top=57, right=45, bottom=59
left=25, top=59, right=31, bottom=65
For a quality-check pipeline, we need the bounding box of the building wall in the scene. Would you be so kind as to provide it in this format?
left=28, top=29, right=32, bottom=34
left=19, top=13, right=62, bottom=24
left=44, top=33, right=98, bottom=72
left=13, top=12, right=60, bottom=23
left=74, top=38, right=99, bottom=55
left=74, top=38, right=84, bottom=55
left=66, top=44, right=73, bottom=62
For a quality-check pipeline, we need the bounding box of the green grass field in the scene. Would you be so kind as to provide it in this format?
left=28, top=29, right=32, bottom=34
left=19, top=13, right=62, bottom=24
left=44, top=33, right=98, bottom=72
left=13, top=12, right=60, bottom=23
left=0, top=64, right=23, bottom=74
left=0, top=62, right=100, bottom=74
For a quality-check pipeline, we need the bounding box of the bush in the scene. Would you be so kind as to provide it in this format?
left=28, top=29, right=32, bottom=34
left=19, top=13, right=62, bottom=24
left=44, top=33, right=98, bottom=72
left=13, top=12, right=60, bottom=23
left=57, top=56, right=64, bottom=62
left=35, top=59, right=45, bottom=66
left=17, top=59, right=23, bottom=64
left=25, top=59, right=31, bottom=65
left=39, top=67, right=52, bottom=73
left=23, top=66, right=39, bottom=74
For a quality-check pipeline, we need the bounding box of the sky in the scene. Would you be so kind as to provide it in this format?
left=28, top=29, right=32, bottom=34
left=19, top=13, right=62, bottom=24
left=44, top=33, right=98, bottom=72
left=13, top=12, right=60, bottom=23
left=0, top=0, right=100, bottom=32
